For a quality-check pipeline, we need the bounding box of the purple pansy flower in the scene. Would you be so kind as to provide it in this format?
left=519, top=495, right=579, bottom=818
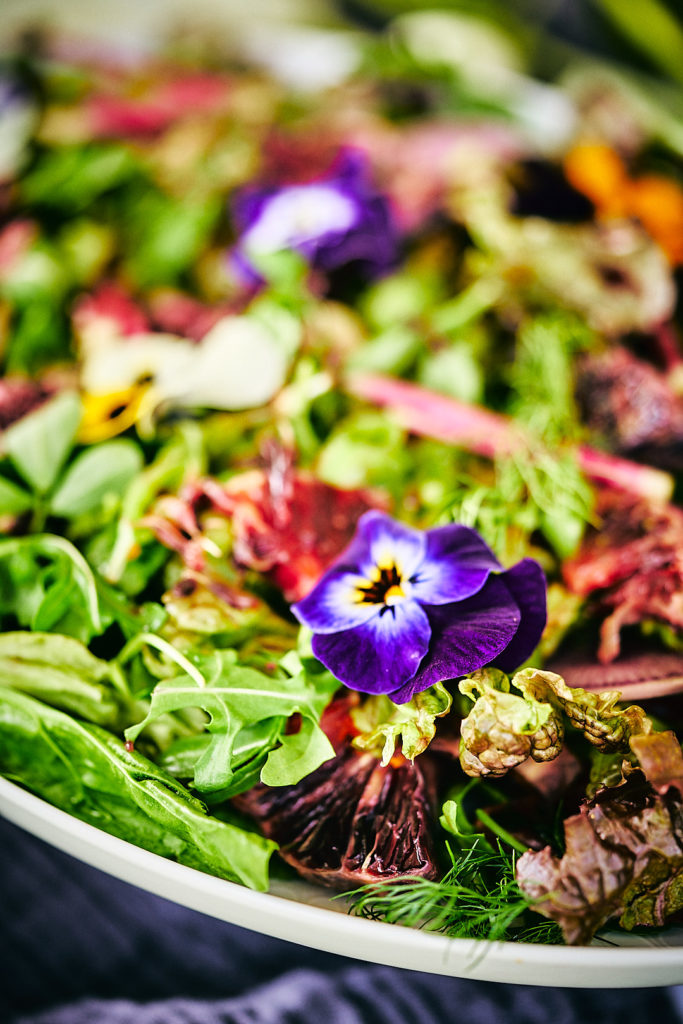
left=292, top=511, right=547, bottom=704
left=230, top=150, right=399, bottom=285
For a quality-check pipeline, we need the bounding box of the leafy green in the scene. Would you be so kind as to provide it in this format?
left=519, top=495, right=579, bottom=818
left=0, top=534, right=102, bottom=642
left=0, top=475, right=33, bottom=516
left=124, top=649, right=336, bottom=792
left=513, top=667, right=652, bottom=752
left=50, top=439, right=143, bottom=517
left=459, top=667, right=559, bottom=778
left=0, top=687, right=276, bottom=889
left=20, top=143, right=140, bottom=212
left=351, top=682, right=452, bottom=764
left=459, top=666, right=653, bottom=780
left=316, top=411, right=408, bottom=492
left=4, top=391, right=81, bottom=495
left=0, top=631, right=128, bottom=726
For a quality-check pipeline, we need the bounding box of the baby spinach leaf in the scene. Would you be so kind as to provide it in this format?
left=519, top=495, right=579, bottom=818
left=3, top=391, right=81, bottom=494
left=0, top=631, right=128, bottom=727
left=50, top=439, right=144, bottom=517
left=125, top=652, right=336, bottom=792
left=0, top=687, right=276, bottom=890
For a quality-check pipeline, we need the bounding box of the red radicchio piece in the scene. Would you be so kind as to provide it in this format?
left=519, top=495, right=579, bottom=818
left=575, top=347, right=683, bottom=471
left=212, top=448, right=387, bottom=602
left=0, top=378, right=52, bottom=431
left=73, top=280, right=150, bottom=339
left=563, top=490, right=683, bottom=666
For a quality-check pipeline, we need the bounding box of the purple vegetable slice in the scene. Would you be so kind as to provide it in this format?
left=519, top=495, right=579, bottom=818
left=234, top=744, right=439, bottom=888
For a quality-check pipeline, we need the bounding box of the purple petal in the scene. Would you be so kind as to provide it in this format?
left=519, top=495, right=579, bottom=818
left=410, top=523, right=502, bottom=605
left=291, top=568, right=379, bottom=634
left=340, top=510, right=426, bottom=582
left=492, top=558, right=547, bottom=672
left=392, top=576, right=522, bottom=702
left=311, top=599, right=431, bottom=695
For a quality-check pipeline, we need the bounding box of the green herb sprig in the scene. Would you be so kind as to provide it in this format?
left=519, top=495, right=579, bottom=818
left=344, top=841, right=563, bottom=944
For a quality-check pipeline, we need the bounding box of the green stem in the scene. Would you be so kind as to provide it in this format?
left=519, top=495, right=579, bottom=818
left=476, top=809, right=529, bottom=854
left=118, top=632, right=207, bottom=689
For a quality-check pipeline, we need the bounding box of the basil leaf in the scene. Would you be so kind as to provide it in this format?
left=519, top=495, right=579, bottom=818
left=50, top=439, right=143, bottom=517
left=4, top=391, right=81, bottom=494
left=0, top=687, right=276, bottom=890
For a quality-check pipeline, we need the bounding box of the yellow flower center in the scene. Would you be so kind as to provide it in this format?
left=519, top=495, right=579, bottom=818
left=355, top=563, right=406, bottom=606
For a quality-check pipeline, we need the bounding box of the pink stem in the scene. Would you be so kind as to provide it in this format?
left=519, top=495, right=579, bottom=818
left=348, top=372, right=674, bottom=504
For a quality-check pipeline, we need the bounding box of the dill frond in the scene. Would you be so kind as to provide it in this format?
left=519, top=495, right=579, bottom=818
left=343, top=842, right=564, bottom=945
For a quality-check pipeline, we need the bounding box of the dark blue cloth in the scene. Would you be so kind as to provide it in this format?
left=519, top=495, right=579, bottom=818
left=1, top=816, right=681, bottom=1024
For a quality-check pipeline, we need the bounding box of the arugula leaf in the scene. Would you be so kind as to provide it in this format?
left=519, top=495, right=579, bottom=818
left=0, top=687, right=276, bottom=890
left=0, top=631, right=128, bottom=727
left=125, top=650, right=336, bottom=792
left=160, top=719, right=285, bottom=800
left=0, top=534, right=102, bottom=641
left=3, top=391, right=81, bottom=494
left=50, top=439, right=144, bottom=517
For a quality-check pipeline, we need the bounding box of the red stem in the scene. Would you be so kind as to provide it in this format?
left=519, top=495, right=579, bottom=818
left=347, top=372, right=674, bottom=504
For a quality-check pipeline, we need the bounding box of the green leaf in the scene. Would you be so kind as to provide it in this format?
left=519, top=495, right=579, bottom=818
left=0, top=475, right=33, bottom=515
left=0, top=631, right=128, bottom=726
left=316, top=411, right=408, bottom=492
left=125, top=652, right=335, bottom=792
left=4, top=391, right=81, bottom=494
left=0, top=687, right=276, bottom=890
left=0, top=534, right=102, bottom=641
left=351, top=683, right=452, bottom=765
left=50, top=439, right=144, bottom=517
left=20, top=143, right=139, bottom=212
left=261, top=715, right=335, bottom=787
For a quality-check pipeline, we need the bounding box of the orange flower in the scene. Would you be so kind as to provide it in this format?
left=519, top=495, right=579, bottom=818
left=626, top=175, right=683, bottom=265
left=564, top=142, right=683, bottom=265
left=564, top=143, right=629, bottom=218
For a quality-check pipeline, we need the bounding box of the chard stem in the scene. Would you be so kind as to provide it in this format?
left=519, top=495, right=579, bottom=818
left=348, top=373, right=674, bottom=503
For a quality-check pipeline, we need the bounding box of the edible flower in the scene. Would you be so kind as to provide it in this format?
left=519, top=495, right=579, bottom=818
left=230, top=150, right=399, bottom=285
left=564, top=142, right=683, bottom=265
left=292, top=511, right=546, bottom=703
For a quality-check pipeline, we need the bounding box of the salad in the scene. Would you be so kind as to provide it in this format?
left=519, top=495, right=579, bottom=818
left=1, top=3, right=683, bottom=949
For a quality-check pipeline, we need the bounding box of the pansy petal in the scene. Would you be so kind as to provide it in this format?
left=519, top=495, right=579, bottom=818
left=492, top=558, right=547, bottom=672
left=411, top=523, right=502, bottom=605
left=291, top=568, right=380, bottom=634
left=342, top=510, right=426, bottom=581
left=395, top=576, right=522, bottom=702
left=312, top=599, right=431, bottom=695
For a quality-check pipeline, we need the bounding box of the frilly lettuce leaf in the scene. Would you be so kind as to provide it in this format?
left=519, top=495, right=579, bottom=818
left=350, top=682, right=452, bottom=765
left=458, top=668, right=560, bottom=778
left=458, top=666, right=652, bottom=779
left=512, top=667, right=652, bottom=751
left=517, top=732, right=683, bottom=944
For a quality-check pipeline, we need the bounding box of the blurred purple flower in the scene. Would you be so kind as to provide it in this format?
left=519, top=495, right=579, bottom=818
left=230, top=151, right=399, bottom=284
left=292, top=511, right=546, bottom=704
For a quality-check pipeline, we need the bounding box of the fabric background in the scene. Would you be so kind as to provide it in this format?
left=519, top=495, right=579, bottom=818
left=1, top=816, right=681, bottom=1024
